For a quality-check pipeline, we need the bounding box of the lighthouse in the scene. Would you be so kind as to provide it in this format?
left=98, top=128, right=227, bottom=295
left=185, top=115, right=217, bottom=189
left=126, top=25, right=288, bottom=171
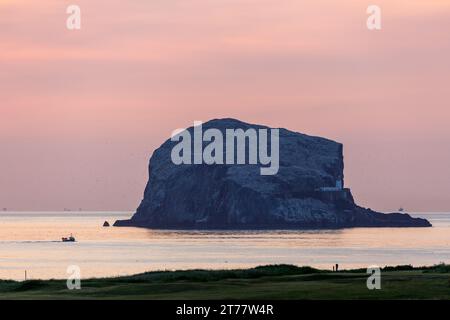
left=335, top=178, right=343, bottom=190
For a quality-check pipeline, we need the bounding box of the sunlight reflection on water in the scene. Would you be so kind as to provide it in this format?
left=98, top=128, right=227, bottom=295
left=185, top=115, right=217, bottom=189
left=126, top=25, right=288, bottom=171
left=0, top=212, right=449, bottom=280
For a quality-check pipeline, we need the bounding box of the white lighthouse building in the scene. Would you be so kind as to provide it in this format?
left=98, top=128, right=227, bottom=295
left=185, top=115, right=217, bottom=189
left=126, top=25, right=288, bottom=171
left=318, top=178, right=343, bottom=192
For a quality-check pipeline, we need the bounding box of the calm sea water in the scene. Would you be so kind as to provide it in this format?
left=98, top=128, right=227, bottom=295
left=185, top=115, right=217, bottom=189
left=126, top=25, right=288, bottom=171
left=0, top=212, right=449, bottom=280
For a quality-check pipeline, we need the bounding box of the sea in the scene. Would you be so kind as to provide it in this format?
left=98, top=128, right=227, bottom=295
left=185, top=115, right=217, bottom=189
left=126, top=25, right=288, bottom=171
left=0, top=211, right=449, bottom=280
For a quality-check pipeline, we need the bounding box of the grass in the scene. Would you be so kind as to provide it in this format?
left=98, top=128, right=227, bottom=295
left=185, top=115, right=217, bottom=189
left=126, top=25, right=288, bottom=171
left=1, top=264, right=450, bottom=299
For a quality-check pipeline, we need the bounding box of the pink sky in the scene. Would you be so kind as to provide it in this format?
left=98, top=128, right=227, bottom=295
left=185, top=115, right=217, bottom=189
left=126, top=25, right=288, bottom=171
left=1, top=0, right=450, bottom=212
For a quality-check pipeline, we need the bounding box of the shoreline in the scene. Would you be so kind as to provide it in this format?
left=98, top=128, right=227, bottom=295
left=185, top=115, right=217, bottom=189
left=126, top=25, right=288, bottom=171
left=0, top=262, right=447, bottom=282
left=1, top=264, right=450, bottom=299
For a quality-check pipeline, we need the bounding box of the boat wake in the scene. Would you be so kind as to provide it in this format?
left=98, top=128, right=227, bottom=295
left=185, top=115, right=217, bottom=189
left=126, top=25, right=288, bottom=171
left=0, top=240, right=68, bottom=244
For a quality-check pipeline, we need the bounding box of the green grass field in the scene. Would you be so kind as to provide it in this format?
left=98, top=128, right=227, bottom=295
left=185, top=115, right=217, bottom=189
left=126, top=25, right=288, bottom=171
left=1, top=264, right=450, bottom=299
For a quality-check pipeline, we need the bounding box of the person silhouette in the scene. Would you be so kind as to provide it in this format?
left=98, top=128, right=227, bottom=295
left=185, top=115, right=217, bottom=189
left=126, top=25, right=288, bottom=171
left=335, top=263, right=339, bottom=272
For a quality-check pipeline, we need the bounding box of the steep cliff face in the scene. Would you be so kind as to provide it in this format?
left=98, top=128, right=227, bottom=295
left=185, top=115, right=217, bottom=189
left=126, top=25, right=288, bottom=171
left=114, top=118, right=431, bottom=229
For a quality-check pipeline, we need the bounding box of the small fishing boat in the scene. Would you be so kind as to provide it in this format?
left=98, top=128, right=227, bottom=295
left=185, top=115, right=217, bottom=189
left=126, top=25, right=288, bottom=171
left=62, top=234, right=76, bottom=242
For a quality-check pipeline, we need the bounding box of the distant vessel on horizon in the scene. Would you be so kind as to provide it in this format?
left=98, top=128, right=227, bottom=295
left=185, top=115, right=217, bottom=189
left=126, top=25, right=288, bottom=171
left=398, top=207, right=405, bottom=212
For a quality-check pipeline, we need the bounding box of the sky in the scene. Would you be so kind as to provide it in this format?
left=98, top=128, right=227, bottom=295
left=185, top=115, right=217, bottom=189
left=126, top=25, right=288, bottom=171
left=1, top=0, right=449, bottom=212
